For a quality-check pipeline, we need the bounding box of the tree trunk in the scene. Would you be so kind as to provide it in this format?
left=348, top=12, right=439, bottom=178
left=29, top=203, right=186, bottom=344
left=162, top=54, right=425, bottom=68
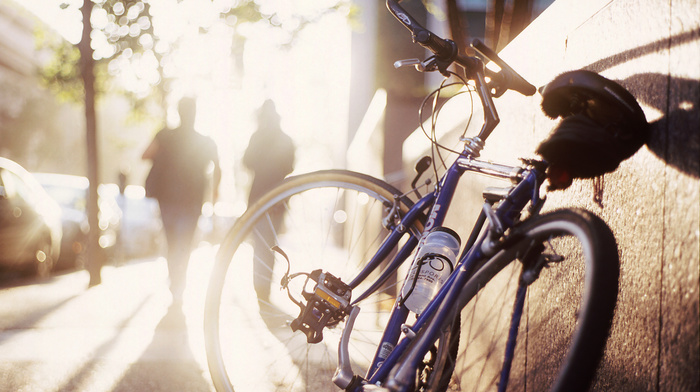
left=79, top=0, right=102, bottom=287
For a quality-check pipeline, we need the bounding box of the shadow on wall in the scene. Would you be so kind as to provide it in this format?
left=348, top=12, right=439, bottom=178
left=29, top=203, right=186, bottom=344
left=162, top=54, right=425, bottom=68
left=584, top=28, right=700, bottom=178
left=625, top=73, right=699, bottom=178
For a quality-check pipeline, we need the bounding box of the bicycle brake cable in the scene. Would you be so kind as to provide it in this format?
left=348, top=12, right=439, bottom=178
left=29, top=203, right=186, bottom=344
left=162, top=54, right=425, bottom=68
left=418, top=72, right=477, bottom=183
left=418, top=77, right=475, bottom=157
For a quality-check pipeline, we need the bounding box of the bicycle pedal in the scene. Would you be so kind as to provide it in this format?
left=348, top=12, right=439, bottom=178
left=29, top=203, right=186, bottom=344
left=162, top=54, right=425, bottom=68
left=290, top=270, right=352, bottom=343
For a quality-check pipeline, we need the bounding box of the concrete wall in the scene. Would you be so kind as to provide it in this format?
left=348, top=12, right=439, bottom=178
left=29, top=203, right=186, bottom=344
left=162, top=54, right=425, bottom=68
left=402, top=0, right=699, bottom=390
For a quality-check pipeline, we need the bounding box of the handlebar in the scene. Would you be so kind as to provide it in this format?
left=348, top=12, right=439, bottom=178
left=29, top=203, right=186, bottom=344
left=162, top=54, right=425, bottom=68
left=386, top=0, right=537, bottom=151
left=386, top=0, right=535, bottom=98
left=385, top=0, right=456, bottom=60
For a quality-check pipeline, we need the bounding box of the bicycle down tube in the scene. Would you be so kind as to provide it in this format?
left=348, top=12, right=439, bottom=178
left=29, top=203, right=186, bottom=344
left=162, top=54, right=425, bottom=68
left=345, top=156, right=523, bottom=309
left=378, top=166, right=545, bottom=391
left=335, top=157, right=543, bottom=390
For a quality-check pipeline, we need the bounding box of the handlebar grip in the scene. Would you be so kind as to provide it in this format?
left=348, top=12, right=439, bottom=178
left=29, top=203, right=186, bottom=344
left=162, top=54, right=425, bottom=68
left=471, top=39, right=536, bottom=96
left=414, top=30, right=456, bottom=60
left=387, top=0, right=455, bottom=60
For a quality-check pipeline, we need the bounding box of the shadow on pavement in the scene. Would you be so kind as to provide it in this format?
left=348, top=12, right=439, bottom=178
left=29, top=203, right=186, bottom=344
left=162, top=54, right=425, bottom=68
left=110, top=304, right=214, bottom=392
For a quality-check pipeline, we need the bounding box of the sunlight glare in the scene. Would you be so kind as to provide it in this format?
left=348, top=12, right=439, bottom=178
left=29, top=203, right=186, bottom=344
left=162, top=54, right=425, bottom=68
left=18, top=0, right=352, bottom=208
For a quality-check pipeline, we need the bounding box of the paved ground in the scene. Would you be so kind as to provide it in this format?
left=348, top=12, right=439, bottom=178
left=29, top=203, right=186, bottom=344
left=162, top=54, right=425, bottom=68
left=0, top=246, right=219, bottom=392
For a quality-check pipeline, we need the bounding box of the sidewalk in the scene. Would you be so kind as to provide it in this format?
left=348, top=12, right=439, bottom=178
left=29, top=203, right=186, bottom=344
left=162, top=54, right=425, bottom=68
left=0, top=246, right=218, bottom=392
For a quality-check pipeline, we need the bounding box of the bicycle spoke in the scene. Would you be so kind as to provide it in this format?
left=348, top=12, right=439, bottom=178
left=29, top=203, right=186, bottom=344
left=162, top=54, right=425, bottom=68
left=205, top=171, right=419, bottom=392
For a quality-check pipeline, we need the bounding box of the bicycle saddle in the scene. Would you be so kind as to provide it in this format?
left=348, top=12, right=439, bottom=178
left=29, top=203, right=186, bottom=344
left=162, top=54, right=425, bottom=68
left=536, top=70, right=649, bottom=184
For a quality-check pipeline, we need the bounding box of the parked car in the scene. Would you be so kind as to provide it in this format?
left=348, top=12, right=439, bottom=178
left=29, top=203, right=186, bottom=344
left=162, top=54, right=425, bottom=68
left=0, top=158, right=62, bottom=277
left=32, top=173, right=121, bottom=269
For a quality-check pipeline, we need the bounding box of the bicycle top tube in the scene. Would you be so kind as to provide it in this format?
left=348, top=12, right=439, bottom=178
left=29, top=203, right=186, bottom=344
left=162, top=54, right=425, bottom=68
left=456, top=157, right=525, bottom=182
left=429, top=156, right=526, bottom=229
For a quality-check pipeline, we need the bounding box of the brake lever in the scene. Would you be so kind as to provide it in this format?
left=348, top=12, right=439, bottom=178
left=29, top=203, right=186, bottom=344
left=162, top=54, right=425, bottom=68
left=471, top=39, right=536, bottom=96
left=485, top=70, right=508, bottom=98
left=394, top=57, right=438, bottom=73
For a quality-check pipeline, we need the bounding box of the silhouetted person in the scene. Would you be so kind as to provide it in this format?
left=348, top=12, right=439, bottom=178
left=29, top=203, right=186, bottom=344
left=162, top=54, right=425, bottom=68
left=143, top=97, right=221, bottom=306
left=243, top=99, right=295, bottom=303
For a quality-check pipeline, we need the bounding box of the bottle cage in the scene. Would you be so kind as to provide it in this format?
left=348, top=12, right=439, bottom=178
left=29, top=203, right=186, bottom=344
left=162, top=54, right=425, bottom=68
left=536, top=70, right=649, bottom=185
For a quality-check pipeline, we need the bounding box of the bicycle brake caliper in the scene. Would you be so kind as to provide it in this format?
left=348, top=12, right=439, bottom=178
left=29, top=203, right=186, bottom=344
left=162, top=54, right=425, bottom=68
left=520, top=240, right=564, bottom=285
left=290, top=270, right=352, bottom=343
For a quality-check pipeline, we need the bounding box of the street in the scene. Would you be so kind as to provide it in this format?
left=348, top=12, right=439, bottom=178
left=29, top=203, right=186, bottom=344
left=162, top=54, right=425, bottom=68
left=0, top=246, right=219, bottom=392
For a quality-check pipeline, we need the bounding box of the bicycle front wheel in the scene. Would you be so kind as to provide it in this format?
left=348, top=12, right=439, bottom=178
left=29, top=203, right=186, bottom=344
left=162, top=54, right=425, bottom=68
left=446, top=209, right=619, bottom=392
left=204, top=170, right=420, bottom=392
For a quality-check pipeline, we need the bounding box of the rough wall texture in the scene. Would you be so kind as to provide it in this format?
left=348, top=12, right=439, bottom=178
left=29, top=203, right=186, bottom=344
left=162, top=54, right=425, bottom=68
left=402, top=0, right=699, bottom=390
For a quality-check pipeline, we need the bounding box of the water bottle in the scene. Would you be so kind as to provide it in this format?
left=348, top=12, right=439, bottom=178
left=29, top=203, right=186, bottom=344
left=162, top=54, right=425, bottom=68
left=401, top=227, right=461, bottom=314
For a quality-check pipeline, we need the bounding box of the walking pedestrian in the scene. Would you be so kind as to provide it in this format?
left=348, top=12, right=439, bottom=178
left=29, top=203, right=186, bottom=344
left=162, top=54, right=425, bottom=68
left=243, top=99, right=295, bottom=303
left=142, top=97, right=221, bottom=306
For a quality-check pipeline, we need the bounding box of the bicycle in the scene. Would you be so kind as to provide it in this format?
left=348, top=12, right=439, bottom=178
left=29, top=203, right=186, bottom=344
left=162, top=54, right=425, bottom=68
left=204, top=1, right=648, bottom=391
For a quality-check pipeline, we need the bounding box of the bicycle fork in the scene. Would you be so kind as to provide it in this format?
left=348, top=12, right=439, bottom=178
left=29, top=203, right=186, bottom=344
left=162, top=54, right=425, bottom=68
left=499, top=283, right=527, bottom=392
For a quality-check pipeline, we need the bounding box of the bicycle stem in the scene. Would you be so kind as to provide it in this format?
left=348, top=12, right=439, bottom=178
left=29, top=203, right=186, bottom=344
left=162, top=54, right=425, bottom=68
left=468, top=69, right=500, bottom=154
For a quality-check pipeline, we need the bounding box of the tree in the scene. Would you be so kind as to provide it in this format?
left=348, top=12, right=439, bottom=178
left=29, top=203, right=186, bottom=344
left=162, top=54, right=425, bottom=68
left=77, top=0, right=102, bottom=286
left=38, top=0, right=350, bottom=285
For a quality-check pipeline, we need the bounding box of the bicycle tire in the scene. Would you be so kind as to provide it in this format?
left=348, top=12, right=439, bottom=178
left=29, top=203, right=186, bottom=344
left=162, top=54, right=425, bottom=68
left=427, top=208, right=619, bottom=392
left=419, top=315, right=461, bottom=392
left=205, top=170, right=430, bottom=391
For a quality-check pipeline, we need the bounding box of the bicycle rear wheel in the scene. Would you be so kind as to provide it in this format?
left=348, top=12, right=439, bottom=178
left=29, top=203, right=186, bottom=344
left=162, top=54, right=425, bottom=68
left=204, top=170, right=421, bottom=392
left=438, top=209, right=619, bottom=391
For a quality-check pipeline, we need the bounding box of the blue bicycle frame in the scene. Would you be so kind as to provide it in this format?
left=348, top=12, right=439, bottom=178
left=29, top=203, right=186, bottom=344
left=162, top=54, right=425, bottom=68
left=329, top=3, right=545, bottom=388
left=335, top=151, right=546, bottom=391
